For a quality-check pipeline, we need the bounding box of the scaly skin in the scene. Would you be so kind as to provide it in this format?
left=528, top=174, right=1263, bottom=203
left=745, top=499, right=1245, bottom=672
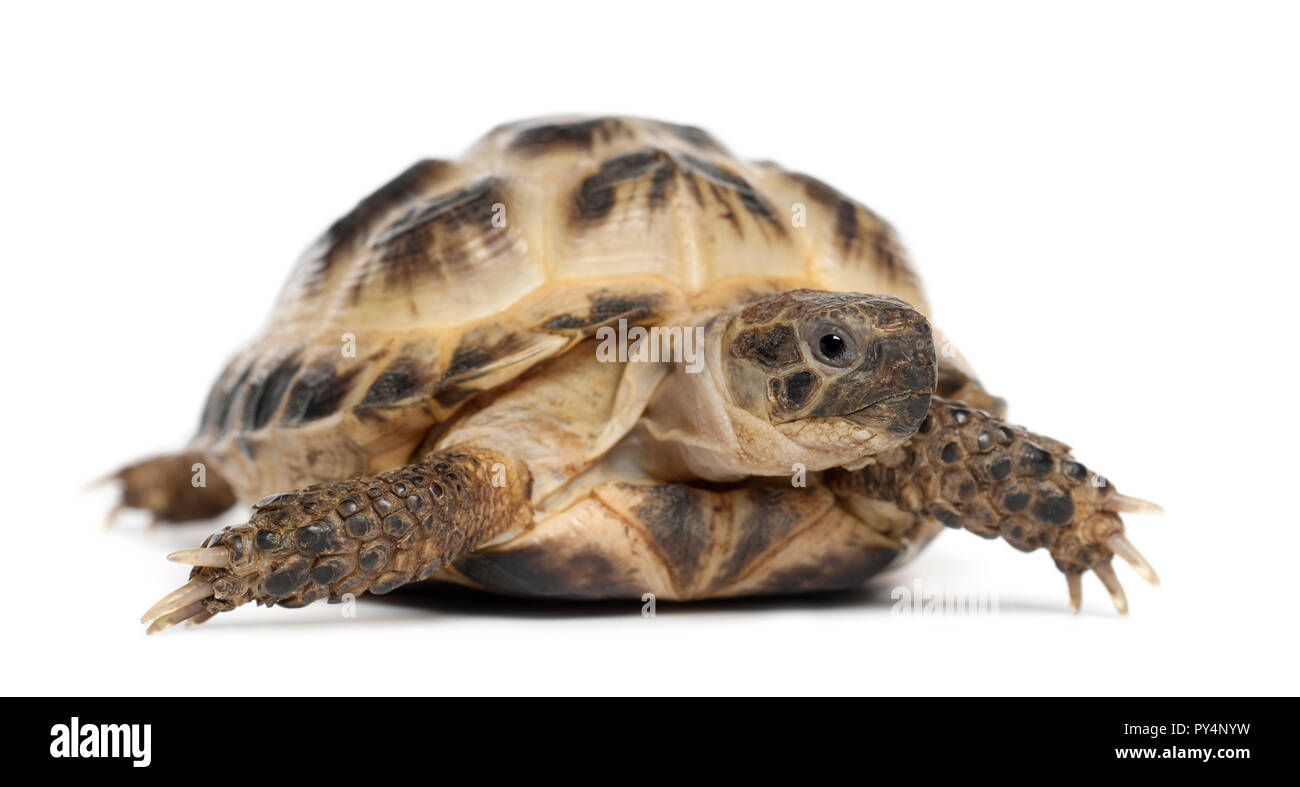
left=140, top=449, right=532, bottom=632
left=828, top=396, right=1160, bottom=612
left=138, top=401, right=1158, bottom=629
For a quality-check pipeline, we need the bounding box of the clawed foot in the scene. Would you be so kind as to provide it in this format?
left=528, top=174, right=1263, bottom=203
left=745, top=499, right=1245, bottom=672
left=1055, top=489, right=1162, bottom=615
left=836, top=398, right=1165, bottom=616
left=139, top=475, right=437, bottom=634
left=140, top=450, right=529, bottom=633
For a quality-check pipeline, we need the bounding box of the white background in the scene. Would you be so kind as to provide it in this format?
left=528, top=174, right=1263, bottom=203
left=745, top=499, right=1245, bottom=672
left=1, top=1, right=1296, bottom=696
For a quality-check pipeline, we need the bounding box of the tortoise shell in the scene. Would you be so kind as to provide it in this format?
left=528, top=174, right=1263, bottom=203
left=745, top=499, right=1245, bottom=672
left=193, top=116, right=929, bottom=502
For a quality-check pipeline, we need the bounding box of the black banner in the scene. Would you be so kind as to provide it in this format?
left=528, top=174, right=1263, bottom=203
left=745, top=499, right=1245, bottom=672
left=1, top=697, right=1286, bottom=776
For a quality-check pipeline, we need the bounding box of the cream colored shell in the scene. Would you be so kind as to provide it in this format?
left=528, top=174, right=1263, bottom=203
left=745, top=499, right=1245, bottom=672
left=193, top=116, right=930, bottom=503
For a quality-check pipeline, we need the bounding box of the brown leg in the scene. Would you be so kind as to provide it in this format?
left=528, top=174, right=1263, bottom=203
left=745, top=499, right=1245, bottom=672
left=105, top=452, right=236, bottom=525
left=828, top=397, right=1161, bottom=613
left=140, top=448, right=532, bottom=633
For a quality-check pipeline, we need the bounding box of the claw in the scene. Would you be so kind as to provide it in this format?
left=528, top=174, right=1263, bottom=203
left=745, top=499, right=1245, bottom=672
left=141, top=578, right=213, bottom=625
left=146, top=601, right=208, bottom=635
left=1066, top=572, right=1083, bottom=613
left=1103, top=492, right=1164, bottom=516
left=1092, top=562, right=1129, bottom=615
left=186, top=610, right=216, bottom=627
left=167, top=546, right=230, bottom=567
left=104, top=503, right=124, bottom=531
left=1105, top=533, right=1159, bottom=586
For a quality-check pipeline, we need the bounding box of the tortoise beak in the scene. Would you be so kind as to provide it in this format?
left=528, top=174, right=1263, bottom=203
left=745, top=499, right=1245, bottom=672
left=847, top=390, right=933, bottom=438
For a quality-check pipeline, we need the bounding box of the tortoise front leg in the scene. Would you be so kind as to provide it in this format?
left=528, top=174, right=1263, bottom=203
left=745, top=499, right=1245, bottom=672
left=828, top=397, right=1161, bottom=613
left=140, top=448, right=533, bottom=633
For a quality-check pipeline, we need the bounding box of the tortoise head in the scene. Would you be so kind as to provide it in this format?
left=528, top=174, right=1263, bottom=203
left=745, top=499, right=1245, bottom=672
left=720, top=289, right=936, bottom=456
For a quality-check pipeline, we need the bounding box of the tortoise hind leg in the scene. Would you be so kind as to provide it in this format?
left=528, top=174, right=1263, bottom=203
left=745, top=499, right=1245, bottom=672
left=140, top=447, right=533, bottom=632
left=104, top=452, right=236, bottom=526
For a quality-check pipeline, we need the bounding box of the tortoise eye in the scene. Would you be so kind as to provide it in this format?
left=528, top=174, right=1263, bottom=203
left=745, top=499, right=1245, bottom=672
left=819, top=333, right=845, bottom=357
left=811, top=331, right=852, bottom=369
left=816, top=332, right=853, bottom=366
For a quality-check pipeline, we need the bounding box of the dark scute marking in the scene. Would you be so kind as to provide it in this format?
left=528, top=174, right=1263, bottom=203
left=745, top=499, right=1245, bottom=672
left=680, top=152, right=780, bottom=226
left=779, top=370, right=818, bottom=410
left=368, top=176, right=505, bottom=286
left=788, top=171, right=900, bottom=270
left=543, top=292, right=662, bottom=332
left=760, top=547, right=898, bottom=595
left=281, top=361, right=363, bottom=425
left=442, top=345, right=493, bottom=382
left=635, top=484, right=713, bottom=589
left=590, top=294, right=659, bottom=324
left=681, top=169, right=704, bottom=205
left=541, top=314, right=586, bottom=331
left=198, top=357, right=242, bottom=434
left=794, top=173, right=861, bottom=253
left=988, top=455, right=1012, bottom=481
left=455, top=546, right=640, bottom=599
left=834, top=200, right=859, bottom=253
left=241, top=355, right=302, bottom=432
left=789, top=171, right=841, bottom=206
left=305, top=159, right=446, bottom=285
left=204, top=360, right=253, bottom=437
left=508, top=117, right=624, bottom=155
left=361, top=357, right=424, bottom=405
left=649, top=161, right=676, bottom=207
left=716, top=487, right=808, bottom=586
left=573, top=148, right=675, bottom=223
left=431, top=382, right=483, bottom=410
left=869, top=219, right=904, bottom=275
left=440, top=322, right=566, bottom=390
left=730, top=324, right=801, bottom=368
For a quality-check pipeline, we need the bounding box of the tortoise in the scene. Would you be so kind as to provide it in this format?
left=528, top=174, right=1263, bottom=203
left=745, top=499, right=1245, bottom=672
left=123, top=115, right=1162, bottom=633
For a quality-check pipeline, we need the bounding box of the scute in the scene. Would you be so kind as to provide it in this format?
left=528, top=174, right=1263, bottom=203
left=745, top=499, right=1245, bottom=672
left=193, top=116, right=929, bottom=503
